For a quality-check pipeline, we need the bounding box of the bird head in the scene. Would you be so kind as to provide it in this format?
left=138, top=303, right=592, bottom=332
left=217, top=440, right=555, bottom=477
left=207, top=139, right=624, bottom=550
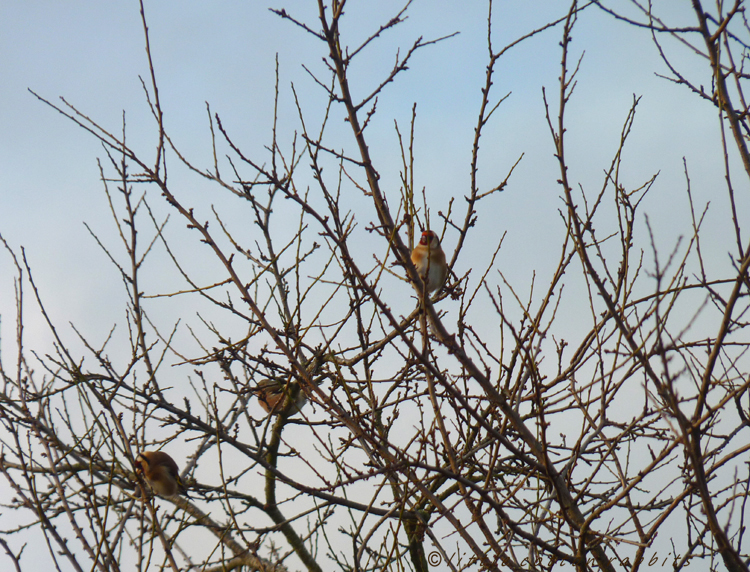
left=419, top=230, right=439, bottom=249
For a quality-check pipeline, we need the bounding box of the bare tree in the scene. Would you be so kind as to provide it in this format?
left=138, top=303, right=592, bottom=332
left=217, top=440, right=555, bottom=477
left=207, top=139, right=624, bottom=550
left=1, top=1, right=749, bottom=571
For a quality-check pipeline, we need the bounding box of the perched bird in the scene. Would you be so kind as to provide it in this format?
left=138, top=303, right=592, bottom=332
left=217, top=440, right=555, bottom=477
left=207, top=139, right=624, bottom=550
left=254, top=377, right=308, bottom=415
left=254, top=351, right=328, bottom=416
left=135, top=451, right=189, bottom=498
left=410, top=230, right=448, bottom=294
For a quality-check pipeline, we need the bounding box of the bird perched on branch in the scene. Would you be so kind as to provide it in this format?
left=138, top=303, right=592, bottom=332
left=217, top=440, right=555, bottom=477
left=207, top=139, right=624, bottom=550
left=410, top=230, right=448, bottom=295
left=254, top=350, right=328, bottom=416
left=254, top=377, right=309, bottom=415
left=135, top=451, right=189, bottom=498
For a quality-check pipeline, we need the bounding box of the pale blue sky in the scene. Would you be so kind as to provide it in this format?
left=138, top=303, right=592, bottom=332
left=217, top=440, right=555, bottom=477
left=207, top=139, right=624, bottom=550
left=0, top=1, right=742, bottom=568
left=1, top=2, right=726, bottom=343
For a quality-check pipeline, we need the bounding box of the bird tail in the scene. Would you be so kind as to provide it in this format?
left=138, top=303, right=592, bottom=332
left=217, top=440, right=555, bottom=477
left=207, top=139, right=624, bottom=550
left=177, top=476, right=191, bottom=497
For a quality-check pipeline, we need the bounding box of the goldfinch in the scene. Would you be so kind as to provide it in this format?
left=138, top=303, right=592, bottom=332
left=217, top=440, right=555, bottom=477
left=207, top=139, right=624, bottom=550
left=410, top=230, right=448, bottom=294
left=135, top=451, right=189, bottom=498
left=254, top=378, right=308, bottom=415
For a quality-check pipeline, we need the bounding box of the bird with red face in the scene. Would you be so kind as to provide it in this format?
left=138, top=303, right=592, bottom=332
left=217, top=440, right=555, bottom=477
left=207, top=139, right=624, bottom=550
left=135, top=451, right=189, bottom=498
left=410, top=230, right=448, bottom=295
